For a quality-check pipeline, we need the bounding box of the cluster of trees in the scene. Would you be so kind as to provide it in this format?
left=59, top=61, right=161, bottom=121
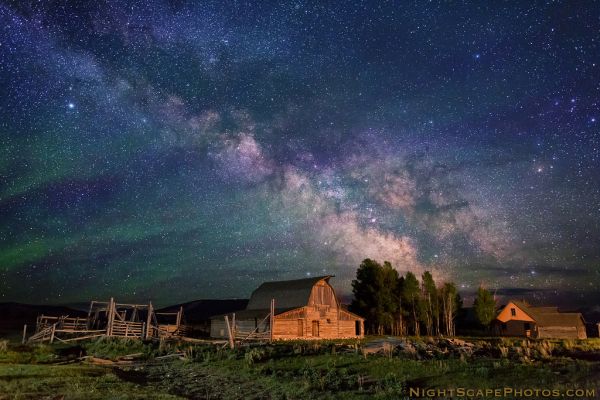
left=350, top=259, right=462, bottom=336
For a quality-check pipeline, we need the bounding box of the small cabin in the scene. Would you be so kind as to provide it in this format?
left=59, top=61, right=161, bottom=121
left=493, top=300, right=586, bottom=339
left=210, top=276, right=364, bottom=340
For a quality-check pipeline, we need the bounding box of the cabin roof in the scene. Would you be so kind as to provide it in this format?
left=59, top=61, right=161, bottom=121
left=246, top=275, right=333, bottom=310
left=534, top=312, right=585, bottom=327
left=502, top=300, right=585, bottom=327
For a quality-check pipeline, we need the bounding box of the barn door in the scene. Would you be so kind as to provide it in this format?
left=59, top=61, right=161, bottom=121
left=297, top=319, right=304, bottom=336
left=312, top=320, right=319, bottom=337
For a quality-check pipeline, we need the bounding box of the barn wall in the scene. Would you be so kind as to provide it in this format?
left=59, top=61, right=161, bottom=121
left=338, top=320, right=359, bottom=337
left=496, top=302, right=535, bottom=323
left=211, top=309, right=364, bottom=339
left=497, top=320, right=535, bottom=337
left=271, top=306, right=363, bottom=339
left=233, top=320, right=262, bottom=334
left=210, top=320, right=227, bottom=338
left=577, top=323, right=587, bottom=339
left=495, top=319, right=587, bottom=339
left=305, top=307, right=338, bottom=338
left=308, top=281, right=338, bottom=308
left=211, top=317, right=270, bottom=339
left=273, top=318, right=303, bottom=338
left=538, top=325, right=587, bottom=339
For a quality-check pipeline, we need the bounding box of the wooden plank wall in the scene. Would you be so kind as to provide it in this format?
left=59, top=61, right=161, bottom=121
left=538, top=326, right=587, bottom=339
left=498, top=320, right=534, bottom=337
left=272, top=306, right=362, bottom=339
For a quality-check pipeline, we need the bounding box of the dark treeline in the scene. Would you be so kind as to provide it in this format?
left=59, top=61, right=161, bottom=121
left=350, top=258, right=463, bottom=336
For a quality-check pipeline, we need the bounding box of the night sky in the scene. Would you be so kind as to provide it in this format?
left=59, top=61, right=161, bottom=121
left=1, top=1, right=599, bottom=307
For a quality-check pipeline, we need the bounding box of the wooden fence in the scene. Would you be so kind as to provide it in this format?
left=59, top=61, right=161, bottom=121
left=27, top=298, right=190, bottom=344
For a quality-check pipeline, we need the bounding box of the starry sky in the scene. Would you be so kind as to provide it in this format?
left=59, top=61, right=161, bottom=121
left=1, top=1, right=599, bottom=307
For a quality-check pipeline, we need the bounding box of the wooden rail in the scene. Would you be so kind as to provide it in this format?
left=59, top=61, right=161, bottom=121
left=110, top=321, right=144, bottom=338
left=28, top=298, right=190, bottom=343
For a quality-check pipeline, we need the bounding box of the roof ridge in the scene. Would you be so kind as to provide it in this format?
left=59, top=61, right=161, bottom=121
left=258, top=275, right=333, bottom=285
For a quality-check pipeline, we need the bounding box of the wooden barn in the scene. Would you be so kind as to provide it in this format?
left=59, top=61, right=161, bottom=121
left=493, top=300, right=587, bottom=339
left=210, top=276, right=364, bottom=340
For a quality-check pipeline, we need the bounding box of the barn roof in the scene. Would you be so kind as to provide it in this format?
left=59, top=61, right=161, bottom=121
left=504, top=300, right=585, bottom=327
left=246, top=275, right=333, bottom=311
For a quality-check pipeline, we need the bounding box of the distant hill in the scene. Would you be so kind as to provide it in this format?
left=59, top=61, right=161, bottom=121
left=0, top=302, right=86, bottom=335
left=158, top=299, right=248, bottom=324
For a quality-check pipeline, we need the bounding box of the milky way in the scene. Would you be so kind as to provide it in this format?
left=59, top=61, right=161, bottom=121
left=1, top=1, right=599, bottom=306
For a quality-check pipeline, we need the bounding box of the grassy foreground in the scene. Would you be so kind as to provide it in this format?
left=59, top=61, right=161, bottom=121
left=0, top=337, right=599, bottom=399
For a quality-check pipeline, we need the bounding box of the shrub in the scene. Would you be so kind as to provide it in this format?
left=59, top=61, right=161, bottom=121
left=498, top=345, right=509, bottom=358
left=83, top=337, right=152, bottom=360
left=297, top=361, right=357, bottom=393
left=533, top=340, right=553, bottom=359
left=562, top=339, right=575, bottom=351
left=31, top=344, right=57, bottom=363
left=245, top=347, right=267, bottom=366
left=474, top=365, right=489, bottom=377
left=374, top=372, right=405, bottom=398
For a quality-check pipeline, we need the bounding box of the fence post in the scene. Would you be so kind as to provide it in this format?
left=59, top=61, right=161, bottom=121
left=50, top=323, right=56, bottom=344
left=106, top=297, right=115, bottom=336
left=176, top=307, right=182, bottom=328
left=22, top=324, right=27, bottom=344
left=270, top=298, right=275, bottom=343
left=87, top=301, right=95, bottom=330
left=225, top=315, right=234, bottom=349
left=232, top=313, right=236, bottom=340
left=146, top=302, right=153, bottom=340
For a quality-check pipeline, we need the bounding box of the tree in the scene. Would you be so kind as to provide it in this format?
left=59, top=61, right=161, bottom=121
left=351, top=259, right=398, bottom=334
left=473, top=286, right=496, bottom=329
left=393, top=275, right=407, bottom=336
left=439, top=282, right=461, bottom=336
left=377, top=261, right=399, bottom=335
left=351, top=259, right=382, bottom=334
left=402, top=272, right=421, bottom=336
left=421, top=271, right=438, bottom=336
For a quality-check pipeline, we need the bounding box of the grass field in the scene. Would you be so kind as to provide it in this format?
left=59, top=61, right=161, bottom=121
left=0, top=337, right=599, bottom=399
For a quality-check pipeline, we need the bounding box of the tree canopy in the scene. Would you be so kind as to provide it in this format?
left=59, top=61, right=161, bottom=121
left=473, top=286, right=496, bottom=328
left=351, top=259, right=461, bottom=336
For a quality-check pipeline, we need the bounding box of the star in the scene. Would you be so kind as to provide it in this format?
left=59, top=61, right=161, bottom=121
left=1, top=0, right=599, bottom=307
